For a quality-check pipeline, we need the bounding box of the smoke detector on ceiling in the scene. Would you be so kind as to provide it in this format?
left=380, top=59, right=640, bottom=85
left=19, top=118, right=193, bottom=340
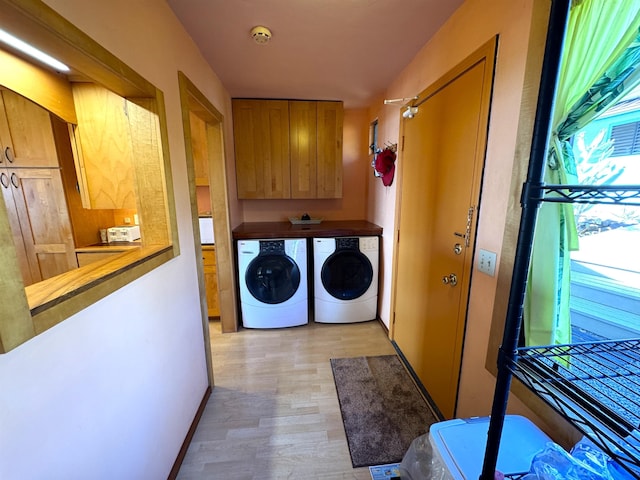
left=250, top=26, right=272, bottom=45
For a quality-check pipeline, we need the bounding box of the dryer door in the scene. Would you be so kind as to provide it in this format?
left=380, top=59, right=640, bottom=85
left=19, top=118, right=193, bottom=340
left=246, top=241, right=301, bottom=304
left=321, top=238, right=373, bottom=300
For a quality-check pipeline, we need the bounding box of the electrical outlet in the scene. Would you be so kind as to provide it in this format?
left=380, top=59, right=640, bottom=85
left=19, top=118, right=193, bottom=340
left=124, top=217, right=131, bottom=224
left=478, top=249, right=497, bottom=276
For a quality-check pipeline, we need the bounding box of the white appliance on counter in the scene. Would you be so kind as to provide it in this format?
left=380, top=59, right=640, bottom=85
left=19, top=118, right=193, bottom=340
left=107, top=225, right=141, bottom=242
left=199, top=217, right=215, bottom=244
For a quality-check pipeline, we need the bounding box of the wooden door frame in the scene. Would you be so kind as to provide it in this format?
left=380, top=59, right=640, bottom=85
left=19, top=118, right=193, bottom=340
left=178, top=72, right=238, bottom=386
left=389, top=37, right=498, bottom=416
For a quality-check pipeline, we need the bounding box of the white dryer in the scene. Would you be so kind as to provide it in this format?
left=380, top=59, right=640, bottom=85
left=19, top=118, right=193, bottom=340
left=238, top=238, right=308, bottom=328
left=313, top=236, right=379, bottom=323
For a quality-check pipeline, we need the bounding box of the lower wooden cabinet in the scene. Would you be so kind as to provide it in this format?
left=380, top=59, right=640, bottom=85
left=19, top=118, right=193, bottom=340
left=1, top=167, right=77, bottom=286
left=202, top=245, right=220, bottom=317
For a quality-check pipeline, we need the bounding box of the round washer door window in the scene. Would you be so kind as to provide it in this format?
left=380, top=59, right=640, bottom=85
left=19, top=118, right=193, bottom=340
left=246, top=254, right=301, bottom=304
left=321, top=251, right=373, bottom=300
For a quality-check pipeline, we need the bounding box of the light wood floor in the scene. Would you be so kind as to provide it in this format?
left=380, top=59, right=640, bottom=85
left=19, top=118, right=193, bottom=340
left=176, top=319, right=397, bottom=480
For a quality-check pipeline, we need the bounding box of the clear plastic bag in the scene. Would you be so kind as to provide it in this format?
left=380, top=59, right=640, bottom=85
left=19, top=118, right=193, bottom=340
left=571, top=437, right=636, bottom=480
left=399, top=433, right=451, bottom=480
left=529, top=441, right=616, bottom=480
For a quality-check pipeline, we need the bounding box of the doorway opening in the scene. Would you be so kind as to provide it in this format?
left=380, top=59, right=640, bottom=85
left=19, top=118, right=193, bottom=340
left=177, top=72, right=238, bottom=385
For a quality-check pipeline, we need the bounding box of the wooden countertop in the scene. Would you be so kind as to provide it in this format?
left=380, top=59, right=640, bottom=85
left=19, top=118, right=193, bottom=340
left=232, top=220, right=383, bottom=240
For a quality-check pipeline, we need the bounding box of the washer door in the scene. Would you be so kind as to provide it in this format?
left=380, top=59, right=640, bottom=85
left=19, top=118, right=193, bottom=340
left=246, top=241, right=301, bottom=304
left=321, top=239, right=373, bottom=300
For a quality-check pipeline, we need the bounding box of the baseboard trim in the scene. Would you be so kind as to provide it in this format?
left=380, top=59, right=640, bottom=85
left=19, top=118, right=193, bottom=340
left=391, top=341, right=444, bottom=421
left=376, top=316, right=389, bottom=336
left=168, top=385, right=212, bottom=480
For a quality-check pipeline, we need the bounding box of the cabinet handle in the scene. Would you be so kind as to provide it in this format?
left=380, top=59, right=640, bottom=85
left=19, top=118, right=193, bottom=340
left=0, top=172, right=8, bottom=188
left=4, top=146, right=13, bottom=163
left=10, top=172, right=19, bottom=188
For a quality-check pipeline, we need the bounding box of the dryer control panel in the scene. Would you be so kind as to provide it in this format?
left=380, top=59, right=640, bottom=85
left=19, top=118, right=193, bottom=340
left=359, top=236, right=378, bottom=252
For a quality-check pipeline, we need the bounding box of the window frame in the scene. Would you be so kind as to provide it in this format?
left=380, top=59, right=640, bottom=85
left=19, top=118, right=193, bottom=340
left=485, top=0, right=582, bottom=448
left=0, top=1, right=178, bottom=353
left=484, top=0, right=640, bottom=476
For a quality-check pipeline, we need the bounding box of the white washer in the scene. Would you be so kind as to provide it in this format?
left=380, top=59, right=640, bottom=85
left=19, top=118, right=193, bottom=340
left=313, top=236, right=379, bottom=323
left=238, top=238, right=308, bottom=328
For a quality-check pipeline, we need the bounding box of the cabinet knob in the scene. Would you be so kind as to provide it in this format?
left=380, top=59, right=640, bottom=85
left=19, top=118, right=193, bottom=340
left=10, top=172, right=19, bottom=188
left=0, top=172, right=8, bottom=188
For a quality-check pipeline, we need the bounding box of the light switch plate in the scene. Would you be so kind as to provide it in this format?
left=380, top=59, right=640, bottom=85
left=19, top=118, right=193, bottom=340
left=478, top=249, right=497, bottom=276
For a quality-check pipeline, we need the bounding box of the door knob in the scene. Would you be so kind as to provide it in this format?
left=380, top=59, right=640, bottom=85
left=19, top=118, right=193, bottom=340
left=453, top=243, right=463, bottom=255
left=442, top=273, right=458, bottom=286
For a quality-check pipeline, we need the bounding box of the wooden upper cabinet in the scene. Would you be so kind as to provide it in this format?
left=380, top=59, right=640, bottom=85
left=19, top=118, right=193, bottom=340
left=233, top=99, right=290, bottom=199
left=190, top=110, right=209, bottom=186
left=232, top=98, right=343, bottom=199
left=71, top=83, right=137, bottom=209
left=0, top=89, right=59, bottom=168
left=316, top=101, right=343, bottom=199
left=289, top=101, right=318, bottom=199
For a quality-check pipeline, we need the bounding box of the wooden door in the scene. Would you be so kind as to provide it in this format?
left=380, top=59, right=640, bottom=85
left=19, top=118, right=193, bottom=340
left=232, top=99, right=290, bottom=199
left=392, top=39, right=496, bottom=418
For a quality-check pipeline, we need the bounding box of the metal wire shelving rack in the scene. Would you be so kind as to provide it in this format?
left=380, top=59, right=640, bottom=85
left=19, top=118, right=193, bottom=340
left=510, top=340, right=640, bottom=476
left=479, top=1, right=640, bottom=478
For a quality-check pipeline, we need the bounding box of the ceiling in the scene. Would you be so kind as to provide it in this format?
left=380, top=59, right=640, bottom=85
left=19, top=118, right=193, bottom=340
left=166, top=0, right=465, bottom=109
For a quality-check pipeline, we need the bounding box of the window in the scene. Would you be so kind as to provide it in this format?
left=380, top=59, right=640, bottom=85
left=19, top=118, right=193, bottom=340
left=483, top=2, right=640, bottom=478
left=570, top=90, right=640, bottom=343
left=369, top=119, right=378, bottom=156
left=0, top=2, right=177, bottom=353
left=610, top=121, right=640, bottom=156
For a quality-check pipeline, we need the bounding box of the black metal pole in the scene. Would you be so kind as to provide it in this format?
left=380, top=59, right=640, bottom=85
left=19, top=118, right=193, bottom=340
left=479, top=0, right=571, bottom=478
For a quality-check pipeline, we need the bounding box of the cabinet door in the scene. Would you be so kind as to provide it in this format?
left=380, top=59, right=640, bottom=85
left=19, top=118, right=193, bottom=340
left=0, top=89, right=59, bottom=167
left=233, top=99, right=290, bottom=199
left=72, top=83, right=136, bottom=209
left=289, top=101, right=318, bottom=199
left=202, top=246, right=220, bottom=317
left=316, top=101, right=343, bottom=198
left=190, top=110, right=209, bottom=186
left=3, top=168, right=77, bottom=286
left=0, top=169, right=37, bottom=285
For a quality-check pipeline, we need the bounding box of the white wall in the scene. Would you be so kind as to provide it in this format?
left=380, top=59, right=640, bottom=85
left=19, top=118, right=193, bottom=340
left=0, top=0, right=234, bottom=478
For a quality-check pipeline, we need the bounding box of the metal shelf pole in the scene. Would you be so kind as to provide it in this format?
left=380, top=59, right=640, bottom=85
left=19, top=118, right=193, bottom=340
left=479, top=0, right=571, bottom=478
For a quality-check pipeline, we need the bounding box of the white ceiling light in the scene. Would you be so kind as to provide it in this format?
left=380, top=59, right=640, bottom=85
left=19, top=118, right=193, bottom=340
left=0, top=28, right=69, bottom=72
left=250, top=26, right=272, bottom=45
